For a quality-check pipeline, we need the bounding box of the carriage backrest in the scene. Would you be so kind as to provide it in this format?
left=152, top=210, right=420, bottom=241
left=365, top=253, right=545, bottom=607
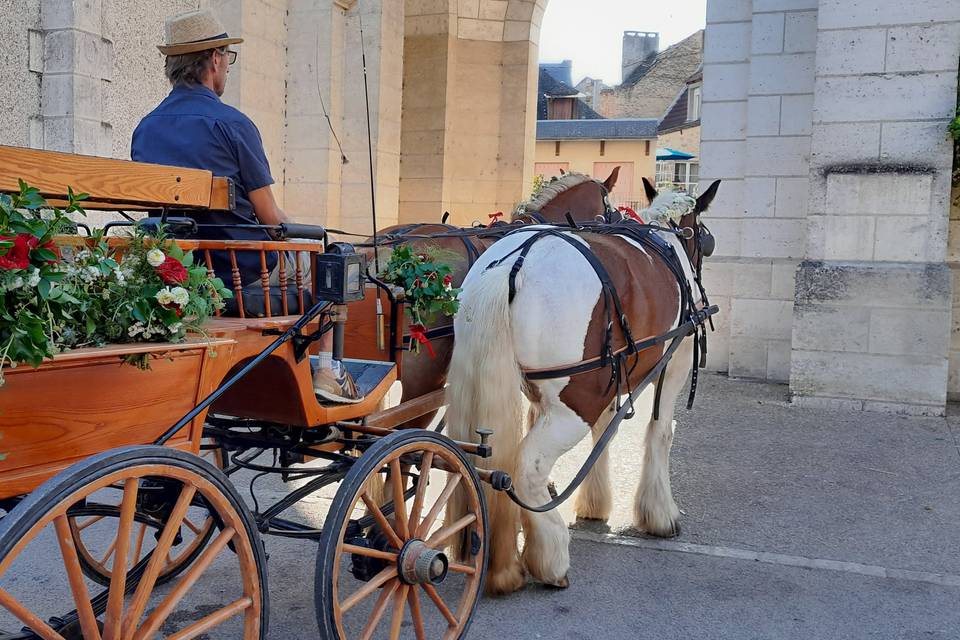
left=0, top=144, right=322, bottom=320
left=0, top=144, right=234, bottom=211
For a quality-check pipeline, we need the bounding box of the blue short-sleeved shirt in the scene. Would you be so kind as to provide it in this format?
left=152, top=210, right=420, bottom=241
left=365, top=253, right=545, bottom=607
left=131, top=83, right=276, bottom=284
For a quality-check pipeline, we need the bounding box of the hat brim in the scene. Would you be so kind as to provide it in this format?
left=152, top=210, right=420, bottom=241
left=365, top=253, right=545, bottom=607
left=158, top=36, right=243, bottom=56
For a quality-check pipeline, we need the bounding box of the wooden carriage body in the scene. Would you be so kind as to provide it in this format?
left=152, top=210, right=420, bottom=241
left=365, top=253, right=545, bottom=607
left=0, top=145, right=402, bottom=498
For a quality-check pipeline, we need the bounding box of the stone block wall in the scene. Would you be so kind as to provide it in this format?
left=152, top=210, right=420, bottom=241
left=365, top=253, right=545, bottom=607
left=702, top=0, right=960, bottom=415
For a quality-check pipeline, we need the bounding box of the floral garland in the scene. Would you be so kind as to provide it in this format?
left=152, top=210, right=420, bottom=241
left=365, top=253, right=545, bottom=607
left=0, top=181, right=232, bottom=384
left=379, top=245, right=461, bottom=357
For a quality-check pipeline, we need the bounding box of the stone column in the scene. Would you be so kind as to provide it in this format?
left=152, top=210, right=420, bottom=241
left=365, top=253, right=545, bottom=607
left=790, top=1, right=960, bottom=415
left=399, top=0, right=545, bottom=226
left=35, top=0, right=114, bottom=155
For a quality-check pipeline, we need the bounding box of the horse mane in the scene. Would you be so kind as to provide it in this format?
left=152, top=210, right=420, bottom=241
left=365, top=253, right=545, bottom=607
left=519, top=172, right=597, bottom=212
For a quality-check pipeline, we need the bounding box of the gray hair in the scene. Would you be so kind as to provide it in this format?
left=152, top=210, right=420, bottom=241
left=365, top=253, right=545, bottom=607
left=164, top=48, right=219, bottom=86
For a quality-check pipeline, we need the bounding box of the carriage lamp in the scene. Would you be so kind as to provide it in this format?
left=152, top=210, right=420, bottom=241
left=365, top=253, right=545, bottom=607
left=314, top=243, right=366, bottom=304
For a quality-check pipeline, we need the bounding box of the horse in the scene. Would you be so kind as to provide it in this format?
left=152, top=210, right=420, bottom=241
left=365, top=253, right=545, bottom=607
left=445, top=178, right=721, bottom=595
left=362, top=168, right=624, bottom=424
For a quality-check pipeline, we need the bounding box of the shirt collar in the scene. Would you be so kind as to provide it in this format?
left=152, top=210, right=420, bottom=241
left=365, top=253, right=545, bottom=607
left=171, top=83, right=220, bottom=101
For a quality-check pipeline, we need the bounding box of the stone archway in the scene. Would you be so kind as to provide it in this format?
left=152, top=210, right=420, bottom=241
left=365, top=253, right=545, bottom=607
left=399, top=0, right=548, bottom=224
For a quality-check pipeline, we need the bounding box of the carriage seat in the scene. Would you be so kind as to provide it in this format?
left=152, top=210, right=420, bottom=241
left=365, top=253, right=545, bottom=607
left=222, top=285, right=315, bottom=319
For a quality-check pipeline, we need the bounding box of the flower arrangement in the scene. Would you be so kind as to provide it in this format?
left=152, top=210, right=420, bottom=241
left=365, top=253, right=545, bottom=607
left=379, top=245, right=461, bottom=357
left=0, top=180, right=231, bottom=384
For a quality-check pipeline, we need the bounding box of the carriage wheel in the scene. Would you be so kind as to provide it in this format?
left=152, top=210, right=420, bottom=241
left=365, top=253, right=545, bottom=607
left=316, top=430, right=488, bottom=640
left=67, top=444, right=225, bottom=587
left=0, top=446, right=267, bottom=640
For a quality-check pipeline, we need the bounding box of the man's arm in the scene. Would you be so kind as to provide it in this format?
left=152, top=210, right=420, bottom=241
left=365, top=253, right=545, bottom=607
left=248, top=184, right=289, bottom=226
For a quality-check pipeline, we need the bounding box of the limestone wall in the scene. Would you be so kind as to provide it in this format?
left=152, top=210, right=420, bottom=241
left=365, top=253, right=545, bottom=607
left=658, top=126, right=700, bottom=157
left=702, top=0, right=960, bottom=415
left=0, top=0, right=41, bottom=148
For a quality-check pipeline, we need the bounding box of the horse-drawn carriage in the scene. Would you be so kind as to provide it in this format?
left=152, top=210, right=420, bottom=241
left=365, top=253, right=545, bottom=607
left=0, top=145, right=719, bottom=639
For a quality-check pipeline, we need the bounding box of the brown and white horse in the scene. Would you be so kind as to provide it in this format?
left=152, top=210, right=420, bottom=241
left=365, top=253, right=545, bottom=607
left=445, top=180, right=721, bottom=594
left=367, top=169, right=623, bottom=423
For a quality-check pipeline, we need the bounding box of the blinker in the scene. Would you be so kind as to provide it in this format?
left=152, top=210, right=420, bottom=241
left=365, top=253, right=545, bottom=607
left=699, top=228, right=715, bottom=257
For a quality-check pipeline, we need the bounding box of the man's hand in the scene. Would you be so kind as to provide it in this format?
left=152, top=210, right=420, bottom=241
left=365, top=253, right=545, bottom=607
left=248, top=185, right=289, bottom=235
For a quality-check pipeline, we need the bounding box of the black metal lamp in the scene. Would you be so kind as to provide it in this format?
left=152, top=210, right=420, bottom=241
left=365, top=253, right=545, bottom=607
left=314, top=242, right=366, bottom=304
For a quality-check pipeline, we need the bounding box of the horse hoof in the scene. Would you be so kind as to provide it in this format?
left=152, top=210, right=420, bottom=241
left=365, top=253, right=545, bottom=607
left=546, top=574, right=570, bottom=590
left=485, top=565, right=526, bottom=596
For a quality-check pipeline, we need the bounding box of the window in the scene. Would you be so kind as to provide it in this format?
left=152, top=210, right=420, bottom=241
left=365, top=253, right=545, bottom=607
left=670, top=162, right=700, bottom=194
left=655, top=161, right=672, bottom=189
left=687, top=84, right=702, bottom=121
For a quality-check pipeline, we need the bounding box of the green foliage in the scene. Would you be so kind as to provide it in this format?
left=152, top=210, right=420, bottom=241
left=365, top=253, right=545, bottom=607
left=949, top=108, right=960, bottom=141
left=0, top=183, right=232, bottom=385
left=379, top=245, right=461, bottom=344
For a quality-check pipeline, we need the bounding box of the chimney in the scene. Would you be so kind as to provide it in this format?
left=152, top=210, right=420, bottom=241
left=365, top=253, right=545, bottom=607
left=622, top=31, right=659, bottom=82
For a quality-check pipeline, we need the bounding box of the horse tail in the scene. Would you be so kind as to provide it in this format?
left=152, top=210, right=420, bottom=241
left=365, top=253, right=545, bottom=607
left=445, top=262, right=527, bottom=594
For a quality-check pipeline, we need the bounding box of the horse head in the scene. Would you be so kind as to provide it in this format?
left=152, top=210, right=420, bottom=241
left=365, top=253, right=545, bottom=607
left=514, top=167, right=620, bottom=224
left=641, top=177, right=721, bottom=273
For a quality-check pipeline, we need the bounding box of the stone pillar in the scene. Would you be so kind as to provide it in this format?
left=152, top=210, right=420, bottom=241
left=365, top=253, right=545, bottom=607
left=35, top=0, right=114, bottom=155
left=399, top=0, right=544, bottom=226
left=790, top=1, right=960, bottom=415
left=284, top=0, right=402, bottom=230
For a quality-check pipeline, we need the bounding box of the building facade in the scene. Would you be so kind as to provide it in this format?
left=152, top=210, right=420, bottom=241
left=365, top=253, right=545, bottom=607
left=700, top=0, right=960, bottom=415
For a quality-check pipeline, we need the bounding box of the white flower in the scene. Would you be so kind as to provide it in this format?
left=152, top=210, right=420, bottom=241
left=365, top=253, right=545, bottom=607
left=168, top=322, right=183, bottom=334
left=170, top=286, right=190, bottom=307
left=10, top=276, right=24, bottom=290
left=128, top=322, right=144, bottom=337
left=156, top=287, right=176, bottom=306
left=26, top=269, right=41, bottom=288
left=113, top=268, right=125, bottom=284
left=39, top=208, right=56, bottom=221
left=85, top=266, right=100, bottom=279
left=146, top=248, right=165, bottom=267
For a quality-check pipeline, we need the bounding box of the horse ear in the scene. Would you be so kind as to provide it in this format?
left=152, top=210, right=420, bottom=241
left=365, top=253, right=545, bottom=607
left=642, top=177, right=658, bottom=203
left=559, top=167, right=566, bottom=175
left=603, top=166, right=620, bottom=191
left=694, top=180, right=722, bottom=213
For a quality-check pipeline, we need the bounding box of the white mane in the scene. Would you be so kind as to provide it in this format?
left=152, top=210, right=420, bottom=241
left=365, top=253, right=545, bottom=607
left=519, top=172, right=596, bottom=213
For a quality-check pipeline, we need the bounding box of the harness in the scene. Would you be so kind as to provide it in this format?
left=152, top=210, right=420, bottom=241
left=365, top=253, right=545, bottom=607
left=484, top=221, right=718, bottom=419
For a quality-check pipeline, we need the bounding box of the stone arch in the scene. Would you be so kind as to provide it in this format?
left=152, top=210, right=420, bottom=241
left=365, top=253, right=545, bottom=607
left=399, top=0, right=549, bottom=224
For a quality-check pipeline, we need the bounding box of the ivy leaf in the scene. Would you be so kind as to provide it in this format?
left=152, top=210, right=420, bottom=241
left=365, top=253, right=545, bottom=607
left=37, top=279, right=51, bottom=300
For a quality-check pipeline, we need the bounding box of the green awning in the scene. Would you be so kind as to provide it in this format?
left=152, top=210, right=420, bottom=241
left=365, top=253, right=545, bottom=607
left=656, top=147, right=695, bottom=161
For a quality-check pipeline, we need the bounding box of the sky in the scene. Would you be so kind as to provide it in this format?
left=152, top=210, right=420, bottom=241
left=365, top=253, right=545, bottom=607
left=538, top=0, right=707, bottom=86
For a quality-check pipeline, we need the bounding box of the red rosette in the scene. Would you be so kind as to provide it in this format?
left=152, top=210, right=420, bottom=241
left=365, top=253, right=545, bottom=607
left=155, top=255, right=189, bottom=285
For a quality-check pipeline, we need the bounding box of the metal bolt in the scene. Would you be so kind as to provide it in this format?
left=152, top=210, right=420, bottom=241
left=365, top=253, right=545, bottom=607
left=475, top=428, right=493, bottom=446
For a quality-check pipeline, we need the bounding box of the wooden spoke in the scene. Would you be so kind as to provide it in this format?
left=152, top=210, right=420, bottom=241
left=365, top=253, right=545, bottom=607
left=98, top=536, right=118, bottom=566
left=103, top=479, right=139, bottom=640
left=77, top=515, right=105, bottom=531
left=165, top=596, right=252, bottom=640
left=422, top=583, right=458, bottom=627
left=389, top=584, right=409, bottom=640
left=122, top=484, right=197, bottom=636
left=131, top=523, right=147, bottom=570
left=359, top=579, right=398, bottom=640
left=0, top=588, right=66, bottom=640
left=182, top=517, right=202, bottom=535
left=341, top=543, right=398, bottom=562
left=408, top=452, right=433, bottom=534
left=407, top=584, right=427, bottom=640
left=447, top=561, right=477, bottom=576
left=340, top=565, right=398, bottom=613
left=415, top=474, right=461, bottom=538
left=133, top=527, right=236, bottom=640
left=426, top=513, right=477, bottom=549
left=53, top=515, right=102, bottom=640
left=359, top=491, right=403, bottom=549
left=390, top=459, right=409, bottom=540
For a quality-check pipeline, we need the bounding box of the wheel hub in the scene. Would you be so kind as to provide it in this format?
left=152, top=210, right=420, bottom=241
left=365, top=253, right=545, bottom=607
left=398, top=539, right=448, bottom=585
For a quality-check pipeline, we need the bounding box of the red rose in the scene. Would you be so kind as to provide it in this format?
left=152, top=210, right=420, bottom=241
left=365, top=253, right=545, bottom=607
left=155, top=255, right=188, bottom=284
left=0, top=234, right=37, bottom=271
left=443, top=274, right=453, bottom=286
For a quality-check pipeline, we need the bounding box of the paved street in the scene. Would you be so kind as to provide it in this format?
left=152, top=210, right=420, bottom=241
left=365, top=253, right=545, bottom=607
left=4, top=372, right=960, bottom=639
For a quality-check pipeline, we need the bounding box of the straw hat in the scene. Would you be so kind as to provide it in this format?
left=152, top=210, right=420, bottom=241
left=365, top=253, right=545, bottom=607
left=158, top=9, right=243, bottom=56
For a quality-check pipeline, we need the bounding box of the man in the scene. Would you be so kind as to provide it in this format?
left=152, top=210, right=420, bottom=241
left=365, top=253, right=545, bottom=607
left=132, top=8, right=359, bottom=403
